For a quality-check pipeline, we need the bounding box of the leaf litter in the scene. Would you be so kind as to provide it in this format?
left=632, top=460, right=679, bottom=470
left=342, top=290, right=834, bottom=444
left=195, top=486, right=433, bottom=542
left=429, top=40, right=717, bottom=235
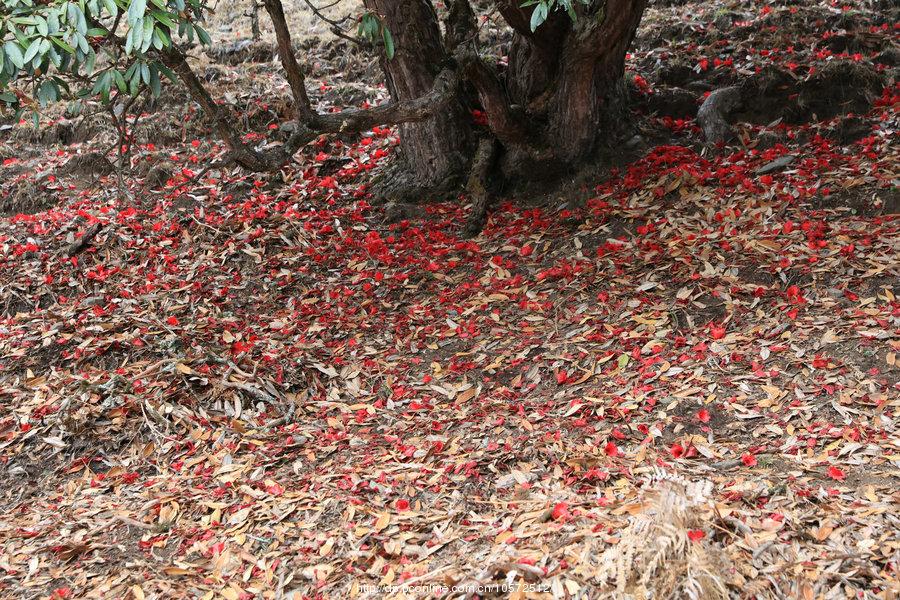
left=0, top=0, right=898, bottom=598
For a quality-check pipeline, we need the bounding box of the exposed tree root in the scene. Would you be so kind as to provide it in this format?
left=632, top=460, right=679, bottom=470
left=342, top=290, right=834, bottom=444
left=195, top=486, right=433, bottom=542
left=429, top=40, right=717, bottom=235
left=369, top=157, right=465, bottom=206
left=698, top=61, right=885, bottom=146
left=462, top=137, right=500, bottom=238
left=697, top=86, right=742, bottom=145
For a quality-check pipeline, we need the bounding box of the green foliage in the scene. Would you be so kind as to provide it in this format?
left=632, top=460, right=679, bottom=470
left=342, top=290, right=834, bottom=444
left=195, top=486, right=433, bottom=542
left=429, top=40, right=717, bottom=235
left=520, top=0, right=591, bottom=31
left=0, top=0, right=211, bottom=115
left=357, top=12, right=394, bottom=60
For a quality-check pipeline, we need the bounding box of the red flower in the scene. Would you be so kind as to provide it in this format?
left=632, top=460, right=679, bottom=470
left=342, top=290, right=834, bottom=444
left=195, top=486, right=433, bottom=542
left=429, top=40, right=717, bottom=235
left=604, top=441, right=619, bottom=457
left=670, top=443, right=685, bottom=458
left=710, top=324, right=726, bottom=340
left=395, top=499, right=410, bottom=511
left=741, top=453, right=757, bottom=467
left=551, top=502, right=570, bottom=521
left=556, top=370, right=568, bottom=385
left=697, top=408, right=711, bottom=423
left=687, top=529, right=705, bottom=542
left=166, top=316, right=179, bottom=326
left=827, top=466, right=845, bottom=481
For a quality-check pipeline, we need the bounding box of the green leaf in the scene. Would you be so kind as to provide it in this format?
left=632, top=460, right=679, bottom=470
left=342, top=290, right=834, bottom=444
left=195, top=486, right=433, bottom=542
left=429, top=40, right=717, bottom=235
left=48, top=10, right=61, bottom=33
left=381, top=26, right=394, bottom=60
left=3, top=41, right=23, bottom=70
left=128, top=0, right=147, bottom=24
left=23, top=38, right=41, bottom=65
left=156, top=62, right=176, bottom=83
left=48, top=44, right=61, bottom=67
left=91, top=70, right=110, bottom=95
left=194, top=24, right=211, bottom=46
left=125, top=26, right=134, bottom=55
left=113, top=69, right=126, bottom=91
left=75, top=6, right=88, bottom=35
left=85, top=48, right=97, bottom=74
left=0, top=91, right=17, bottom=104
left=155, top=25, right=170, bottom=47
left=102, top=0, right=118, bottom=18
left=51, top=36, right=76, bottom=53
left=132, top=17, right=144, bottom=52
left=150, top=9, right=175, bottom=29
left=129, top=64, right=140, bottom=94
left=141, top=17, right=154, bottom=52
left=530, top=2, right=549, bottom=32
left=358, top=13, right=380, bottom=40
left=148, top=65, right=161, bottom=97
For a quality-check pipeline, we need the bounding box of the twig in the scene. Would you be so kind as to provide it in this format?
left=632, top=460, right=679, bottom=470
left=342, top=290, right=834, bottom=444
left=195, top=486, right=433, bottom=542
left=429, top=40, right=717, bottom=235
left=299, top=0, right=368, bottom=47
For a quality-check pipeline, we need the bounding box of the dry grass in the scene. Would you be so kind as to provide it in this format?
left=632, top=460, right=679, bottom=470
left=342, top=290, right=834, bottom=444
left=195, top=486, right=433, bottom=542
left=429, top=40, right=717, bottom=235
left=591, top=471, right=731, bottom=599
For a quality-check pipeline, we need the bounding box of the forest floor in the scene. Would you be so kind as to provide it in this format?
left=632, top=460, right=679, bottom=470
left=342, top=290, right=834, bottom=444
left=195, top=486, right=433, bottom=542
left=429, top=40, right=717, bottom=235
left=0, top=0, right=898, bottom=598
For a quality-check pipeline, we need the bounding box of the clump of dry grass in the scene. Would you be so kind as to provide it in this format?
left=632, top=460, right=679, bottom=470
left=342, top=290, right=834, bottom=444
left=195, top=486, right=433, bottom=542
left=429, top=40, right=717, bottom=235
left=593, top=470, right=731, bottom=599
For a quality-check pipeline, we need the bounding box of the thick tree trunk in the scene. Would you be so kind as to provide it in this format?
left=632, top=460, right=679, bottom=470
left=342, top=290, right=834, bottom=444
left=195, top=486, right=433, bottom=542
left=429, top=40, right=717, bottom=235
left=545, top=0, right=646, bottom=164
left=493, top=0, right=646, bottom=174
left=363, top=0, right=472, bottom=191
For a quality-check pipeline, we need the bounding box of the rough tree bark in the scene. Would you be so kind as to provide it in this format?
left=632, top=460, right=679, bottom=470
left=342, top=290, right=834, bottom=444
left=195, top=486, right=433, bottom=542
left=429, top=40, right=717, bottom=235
left=492, top=0, right=647, bottom=174
left=363, top=0, right=472, bottom=192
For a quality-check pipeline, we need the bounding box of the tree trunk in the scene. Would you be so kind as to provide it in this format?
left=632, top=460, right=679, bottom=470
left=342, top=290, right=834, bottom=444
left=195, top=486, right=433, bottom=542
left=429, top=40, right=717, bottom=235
left=480, top=0, right=646, bottom=179
left=363, top=0, right=472, bottom=192
left=544, top=0, right=646, bottom=164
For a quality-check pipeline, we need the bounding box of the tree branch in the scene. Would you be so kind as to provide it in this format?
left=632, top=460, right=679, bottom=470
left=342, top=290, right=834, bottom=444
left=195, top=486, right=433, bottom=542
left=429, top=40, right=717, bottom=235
left=444, top=0, right=531, bottom=147
left=459, top=52, right=529, bottom=146
left=278, top=67, right=462, bottom=158
left=160, top=48, right=269, bottom=171
left=262, top=0, right=316, bottom=123
left=163, top=39, right=465, bottom=171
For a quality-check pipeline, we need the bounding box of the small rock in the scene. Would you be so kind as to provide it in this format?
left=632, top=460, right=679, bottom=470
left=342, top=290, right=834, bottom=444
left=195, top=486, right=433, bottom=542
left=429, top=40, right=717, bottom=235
left=646, top=86, right=698, bottom=118
left=145, top=161, right=175, bottom=189
left=383, top=202, right=425, bottom=224
left=754, top=131, right=781, bottom=151
left=625, top=134, right=645, bottom=149
left=756, top=154, right=796, bottom=175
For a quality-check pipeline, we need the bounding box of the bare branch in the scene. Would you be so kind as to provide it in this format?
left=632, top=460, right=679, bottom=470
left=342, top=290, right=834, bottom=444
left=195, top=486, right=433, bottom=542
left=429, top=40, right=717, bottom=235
left=262, top=0, right=316, bottom=123
left=160, top=48, right=270, bottom=171
left=444, top=0, right=531, bottom=147
left=278, top=67, right=462, bottom=158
